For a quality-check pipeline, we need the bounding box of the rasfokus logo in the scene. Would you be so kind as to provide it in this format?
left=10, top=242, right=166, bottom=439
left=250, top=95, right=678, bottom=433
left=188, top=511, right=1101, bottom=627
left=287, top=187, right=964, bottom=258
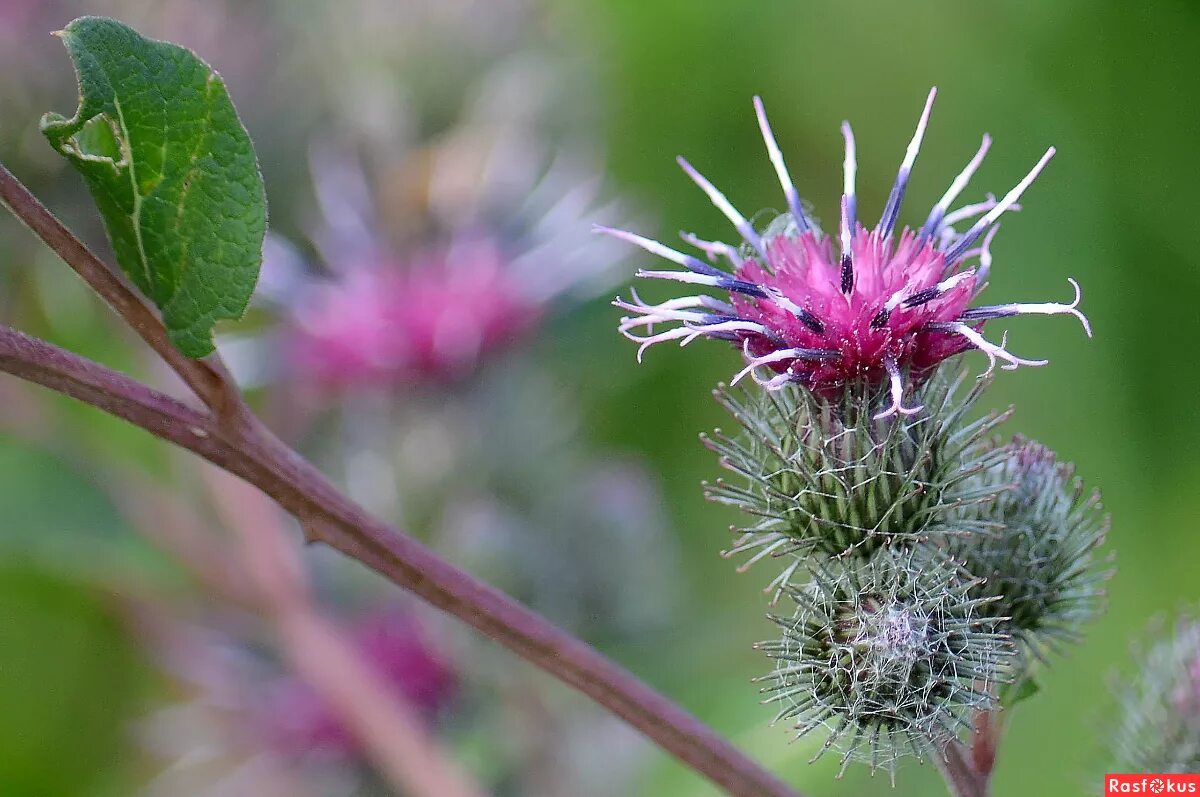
left=1106, top=774, right=1200, bottom=794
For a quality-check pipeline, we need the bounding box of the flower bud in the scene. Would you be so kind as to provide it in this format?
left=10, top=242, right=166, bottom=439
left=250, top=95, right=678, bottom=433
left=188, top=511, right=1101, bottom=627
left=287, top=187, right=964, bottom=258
left=1111, top=615, right=1200, bottom=773
left=948, top=436, right=1111, bottom=662
left=756, top=547, right=1012, bottom=778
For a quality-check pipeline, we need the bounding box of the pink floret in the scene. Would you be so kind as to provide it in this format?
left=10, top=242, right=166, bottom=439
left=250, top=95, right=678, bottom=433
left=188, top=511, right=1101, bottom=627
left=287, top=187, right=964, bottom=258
left=290, top=241, right=536, bottom=388
left=731, top=228, right=974, bottom=391
left=610, top=89, right=1091, bottom=416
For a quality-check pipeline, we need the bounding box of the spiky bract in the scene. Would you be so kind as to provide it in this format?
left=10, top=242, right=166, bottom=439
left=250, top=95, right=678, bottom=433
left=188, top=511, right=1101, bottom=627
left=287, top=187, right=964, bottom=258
left=1110, top=614, right=1200, bottom=773
left=757, top=547, right=1012, bottom=777
left=947, top=437, right=1111, bottom=664
left=704, top=370, right=1008, bottom=599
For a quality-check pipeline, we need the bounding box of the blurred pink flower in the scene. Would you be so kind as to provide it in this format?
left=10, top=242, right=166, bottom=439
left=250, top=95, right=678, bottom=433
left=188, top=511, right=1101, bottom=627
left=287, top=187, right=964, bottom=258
left=1174, top=632, right=1200, bottom=717
left=290, top=240, right=536, bottom=386
left=261, top=611, right=457, bottom=761
left=609, top=88, right=1091, bottom=418
left=237, top=137, right=628, bottom=393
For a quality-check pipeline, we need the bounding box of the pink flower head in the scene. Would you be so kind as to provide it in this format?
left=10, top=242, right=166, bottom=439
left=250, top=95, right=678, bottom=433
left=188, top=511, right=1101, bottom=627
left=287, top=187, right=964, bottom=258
left=289, top=239, right=536, bottom=387
left=254, top=140, right=628, bottom=393
left=606, top=88, right=1091, bottom=418
left=1173, top=625, right=1200, bottom=717
left=261, top=611, right=456, bottom=760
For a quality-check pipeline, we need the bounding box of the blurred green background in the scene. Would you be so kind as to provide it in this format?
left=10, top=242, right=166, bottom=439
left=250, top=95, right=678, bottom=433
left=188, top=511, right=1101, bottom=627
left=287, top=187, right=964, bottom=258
left=2, top=1, right=1199, bottom=796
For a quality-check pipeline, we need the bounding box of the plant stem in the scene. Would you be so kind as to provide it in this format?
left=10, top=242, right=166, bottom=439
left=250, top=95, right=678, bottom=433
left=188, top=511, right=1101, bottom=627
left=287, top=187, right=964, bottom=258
left=0, top=326, right=798, bottom=797
left=110, top=463, right=489, bottom=797
left=970, top=709, right=1001, bottom=780
left=214, top=469, right=490, bottom=797
left=935, top=741, right=989, bottom=797
left=0, top=162, right=242, bottom=415
left=0, top=159, right=802, bottom=797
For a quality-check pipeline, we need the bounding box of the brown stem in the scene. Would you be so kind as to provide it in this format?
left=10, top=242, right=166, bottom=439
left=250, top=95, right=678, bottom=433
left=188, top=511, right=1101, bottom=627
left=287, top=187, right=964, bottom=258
left=0, top=154, right=805, bottom=796
left=970, top=709, right=1000, bottom=779
left=935, top=741, right=989, bottom=797
left=0, top=322, right=797, bottom=794
left=208, top=468, right=489, bottom=797
left=111, top=463, right=484, bottom=797
left=0, top=162, right=243, bottom=415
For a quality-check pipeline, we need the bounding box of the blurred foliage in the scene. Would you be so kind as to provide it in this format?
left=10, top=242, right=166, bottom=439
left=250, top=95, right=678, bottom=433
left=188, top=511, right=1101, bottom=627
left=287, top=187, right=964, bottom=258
left=1, top=1, right=1199, bottom=796
left=0, top=565, right=152, bottom=797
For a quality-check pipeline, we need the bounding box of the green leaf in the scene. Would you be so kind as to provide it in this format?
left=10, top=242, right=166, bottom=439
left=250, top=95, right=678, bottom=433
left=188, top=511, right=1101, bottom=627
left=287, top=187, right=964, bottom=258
left=999, top=675, right=1041, bottom=709
left=41, top=16, right=267, bottom=357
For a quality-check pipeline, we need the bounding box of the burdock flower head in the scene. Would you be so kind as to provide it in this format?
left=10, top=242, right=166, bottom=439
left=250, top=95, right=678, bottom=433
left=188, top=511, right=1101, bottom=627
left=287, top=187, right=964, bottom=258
left=757, top=548, right=1012, bottom=778
left=948, top=436, right=1111, bottom=664
left=226, top=46, right=631, bottom=394
left=606, top=88, right=1091, bottom=418
left=1111, top=614, right=1200, bottom=774
left=242, top=140, right=628, bottom=391
left=287, top=238, right=537, bottom=386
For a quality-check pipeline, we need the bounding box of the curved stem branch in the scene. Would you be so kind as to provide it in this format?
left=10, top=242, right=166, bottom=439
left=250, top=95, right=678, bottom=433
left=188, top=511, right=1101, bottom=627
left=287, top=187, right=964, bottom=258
left=0, top=162, right=241, bottom=414
left=0, top=323, right=798, bottom=797
left=104, top=461, right=488, bottom=797
left=210, top=469, right=490, bottom=797
left=0, top=157, right=803, bottom=796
